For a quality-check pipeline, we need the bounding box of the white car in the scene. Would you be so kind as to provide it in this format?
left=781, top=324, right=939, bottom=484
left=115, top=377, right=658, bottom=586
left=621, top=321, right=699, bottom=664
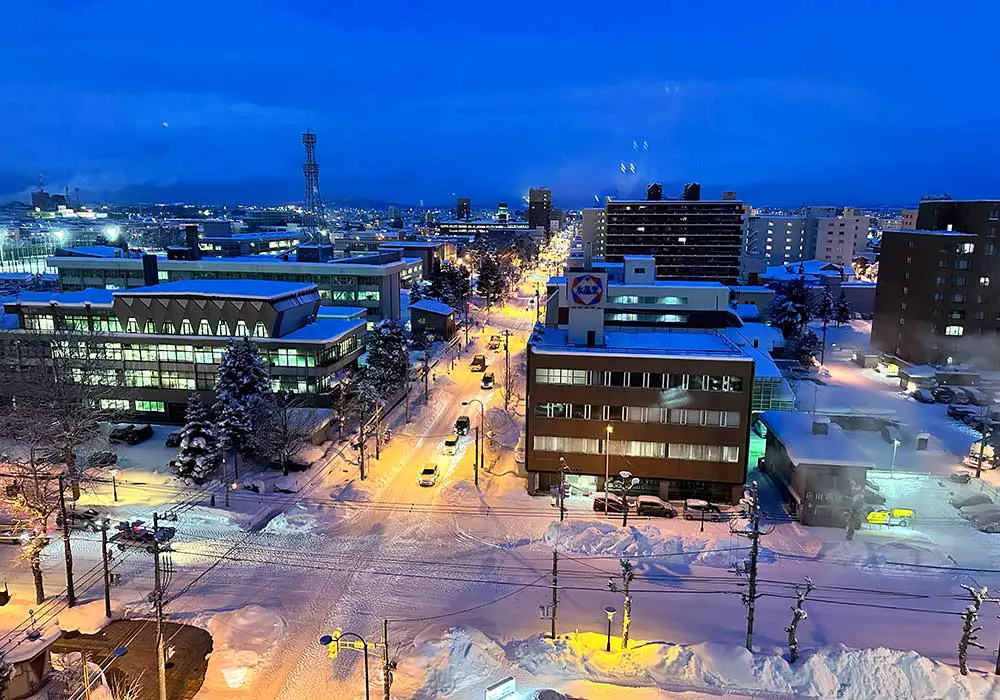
left=442, top=434, right=459, bottom=455
left=418, top=464, right=439, bottom=487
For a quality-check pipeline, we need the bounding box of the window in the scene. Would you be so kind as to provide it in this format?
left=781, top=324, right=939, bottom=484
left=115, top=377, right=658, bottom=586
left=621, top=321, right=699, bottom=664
left=93, top=317, right=122, bottom=333
left=253, top=322, right=269, bottom=338
left=180, top=319, right=194, bottom=335
left=986, top=244, right=996, bottom=255
left=198, top=319, right=212, bottom=335
left=607, top=405, right=625, bottom=421
left=952, top=292, right=967, bottom=303
left=960, top=243, right=976, bottom=254
left=124, top=369, right=158, bottom=388
left=945, top=325, right=964, bottom=336
left=125, top=317, right=139, bottom=333
left=933, top=293, right=944, bottom=302
left=609, top=440, right=665, bottom=458
left=532, top=435, right=603, bottom=455
left=948, top=310, right=966, bottom=320
left=535, top=368, right=588, bottom=385
left=625, top=406, right=646, bottom=423
left=935, top=277, right=947, bottom=286
left=160, top=370, right=196, bottom=390
left=218, top=321, right=231, bottom=336
left=571, top=404, right=588, bottom=420
left=100, top=399, right=131, bottom=410
left=981, top=276, right=991, bottom=287
left=668, top=374, right=688, bottom=390
left=24, top=315, right=55, bottom=332
left=954, top=276, right=967, bottom=287
left=668, top=443, right=740, bottom=463
left=235, top=320, right=249, bottom=337
left=135, top=400, right=165, bottom=413
left=534, top=402, right=568, bottom=419
left=606, top=371, right=626, bottom=387
left=162, top=321, right=176, bottom=334
left=628, top=372, right=645, bottom=388
left=956, top=259, right=971, bottom=270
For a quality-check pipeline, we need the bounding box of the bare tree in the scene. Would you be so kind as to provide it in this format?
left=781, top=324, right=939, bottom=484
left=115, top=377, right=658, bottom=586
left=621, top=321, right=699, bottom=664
left=259, top=391, right=316, bottom=476
left=0, top=432, right=64, bottom=603
left=497, top=364, right=524, bottom=418
left=785, top=578, right=814, bottom=664
left=329, top=372, right=358, bottom=442
left=108, top=673, right=144, bottom=700
left=958, top=584, right=988, bottom=675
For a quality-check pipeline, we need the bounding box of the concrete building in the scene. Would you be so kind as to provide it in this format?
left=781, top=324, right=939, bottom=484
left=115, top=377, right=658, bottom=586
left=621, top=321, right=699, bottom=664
left=901, top=208, right=919, bottom=230
left=47, top=249, right=413, bottom=322
left=815, top=207, right=871, bottom=265
left=410, top=298, right=457, bottom=341
left=456, top=197, right=472, bottom=221
left=580, top=208, right=606, bottom=257
left=742, top=215, right=808, bottom=274
left=379, top=240, right=457, bottom=278
left=603, top=193, right=744, bottom=284
left=497, top=202, right=509, bottom=224
left=871, top=228, right=989, bottom=366
left=0, top=280, right=366, bottom=421
left=528, top=188, right=552, bottom=234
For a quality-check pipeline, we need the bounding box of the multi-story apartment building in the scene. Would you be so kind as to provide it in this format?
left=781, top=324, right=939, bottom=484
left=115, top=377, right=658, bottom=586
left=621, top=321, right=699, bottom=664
left=742, top=215, right=808, bottom=274
left=871, top=229, right=984, bottom=365
left=47, top=249, right=413, bottom=322
left=580, top=208, right=606, bottom=257
left=603, top=190, right=743, bottom=284
left=526, top=260, right=756, bottom=504
left=901, top=208, right=919, bottom=230
left=528, top=188, right=552, bottom=234
left=814, top=207, right=871, bottom=265
left=0, top=280, right=366, bottom=421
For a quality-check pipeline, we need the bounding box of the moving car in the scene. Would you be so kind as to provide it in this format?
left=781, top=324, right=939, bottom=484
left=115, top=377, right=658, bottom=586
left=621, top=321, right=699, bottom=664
left=683, top=499, right=726, bottom=521
left=911, top=388, right=936, bottom=404
left=865, top=508, right=915, bottom=526
left=470, top=355, right=487, bottom=372
left=636, top=495, right=677, bottom=518
left=592, top=491, right=627, bottom=513
left=480, top=372, right=495, bottom=390
left=108, top=424, right=153, bottom=445
left=454, top=415, right=471, bottom=435
left=442, top=434, right=459, bottom=455
left=56, top=508, right=105, bottom=532
left=488, top=335, right=502, bottom=350
left=418, top=464, right=439, bottom=487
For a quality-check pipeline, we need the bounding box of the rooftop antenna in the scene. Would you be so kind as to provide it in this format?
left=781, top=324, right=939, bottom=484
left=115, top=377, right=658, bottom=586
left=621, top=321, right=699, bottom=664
left=302, top=131, right=324, bottom=242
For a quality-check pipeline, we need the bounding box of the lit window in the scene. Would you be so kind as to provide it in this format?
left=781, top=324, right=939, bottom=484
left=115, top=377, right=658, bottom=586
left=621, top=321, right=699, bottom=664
left=198, top=319, right=212, bottom=335
left=218, top=321, right=232, bottom=336
left=945, top=325, right=964, bottom=336
left=162, top=321, right=176, bottom=334
left=960, top=242, right=975, bottom=253
left=252, top=322, right=269, bottom=338
left=126, top=317, right=139, bottom=333
left=980, top=276, right=991, bottom=287
left=179, top=319, right=194, bottom=335
left=143, top=320, right=155, bottom=334
left=235, top=320, right=249, bottom=337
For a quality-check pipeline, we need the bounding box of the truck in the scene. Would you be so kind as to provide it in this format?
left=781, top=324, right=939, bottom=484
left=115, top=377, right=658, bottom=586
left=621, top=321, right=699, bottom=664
left=965, top=435, right=999, bottom=471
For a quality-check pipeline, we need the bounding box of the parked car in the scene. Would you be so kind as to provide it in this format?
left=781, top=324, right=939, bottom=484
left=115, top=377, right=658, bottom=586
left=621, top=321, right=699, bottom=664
left=442, top=434, right=459, bottom=455
left=267, top=454, right=311, bottom=472
left=86, top=450, right=117, bottom=469
left=480, top=372, right=495, bottom=390
left=863, top=486, right=886, bottom=506
left=592, top=491, right=627, bottom=513
left=866, top=508, right=915, bottom=526
left=949, top=387, right=972, bottom=405
left=950, top=493, right=992, bottom=508
left=165, top=430, right=183, bottom=448
left=114, top=520, right=175, bottom=545
left=418, top=464, right=439, bottom=487
left=0, top=519, right=24, bottom=545
left=488, top=335, right=502, bottom=350
left=969, top=507, right=1000, bottom=530
left=947, top=404, right=979, bottom=421
left=911, top=388, right=936, bottom=404
left=683, top=499, right=726, bottom=521
left=454, top=415, right=471, bottom=436
left=950, top=471, right=973, bottom=484
left=964, top=387, right=990, bottom=406
left=958, top=503, right=1000, bottom=521
left=470, top=355, right=487, bottom=372
left=636, top=495, right=677, bottom=518
left=932, top=386, right=956, bottom=403
left=57, top=508, right=104, bottom=532
left=108, top=424, right=153, bottom=445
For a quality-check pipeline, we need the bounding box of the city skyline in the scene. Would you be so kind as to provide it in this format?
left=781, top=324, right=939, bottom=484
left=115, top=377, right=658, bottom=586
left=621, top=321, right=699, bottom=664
left=3, top=1, right=1000, bottom=207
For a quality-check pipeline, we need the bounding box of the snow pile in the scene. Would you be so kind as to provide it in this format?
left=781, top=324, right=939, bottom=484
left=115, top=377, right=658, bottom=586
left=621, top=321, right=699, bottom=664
left=204, top=605, right=286, bottom=690
left=815, top=538, right=953, bottom=573
left=544, top=520, right=773, bottom=568
left=57, top=598, right=123, bottom=634
left=399, top=628, right=1000, bottom=700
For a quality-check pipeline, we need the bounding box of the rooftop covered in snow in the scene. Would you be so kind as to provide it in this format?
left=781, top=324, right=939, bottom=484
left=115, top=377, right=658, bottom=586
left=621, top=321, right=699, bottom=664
left=121, top=279, right=317, bottom=300
left=758, top=411, right=875, bottom=469
left=410, top=298, right=455, bottom=316
left=531, top=326, right=746, bottom=360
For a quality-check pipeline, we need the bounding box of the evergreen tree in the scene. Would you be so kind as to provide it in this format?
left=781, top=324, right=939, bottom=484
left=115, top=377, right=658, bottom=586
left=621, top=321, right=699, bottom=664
left=769, top=276, right=811, bottom=339
left=358, top=320, right=410, bottom=408
left=815, top=286, right=834, bottom=325
left=833, top=292, right=852, bottom=326
left=476, top=256, right=506, bottom=309
left=791, top=329, right=822, bottom=367
left=214, top=337, right=272, bottom=459
left=408, top=279, right=432, bottom=305
left=428, top=262, right=471, bottom=310
left=175, top=394, right=222, bottom=483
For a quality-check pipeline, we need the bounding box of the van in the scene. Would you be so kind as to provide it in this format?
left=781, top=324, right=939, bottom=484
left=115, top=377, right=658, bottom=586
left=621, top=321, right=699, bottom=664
left=443, top=433, right=459, bottom=455
left=683, top=499, right=726, bottom=521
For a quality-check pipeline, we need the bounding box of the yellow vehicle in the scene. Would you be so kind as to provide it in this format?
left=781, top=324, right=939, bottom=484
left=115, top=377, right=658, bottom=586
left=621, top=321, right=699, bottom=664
left=866, top=508, right=916, bottom=526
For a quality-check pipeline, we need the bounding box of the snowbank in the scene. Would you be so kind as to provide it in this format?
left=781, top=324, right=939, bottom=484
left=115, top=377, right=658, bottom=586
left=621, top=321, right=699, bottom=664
left=812, top=538, right=953, bottom=573
left=397, top=628, right=1000, bottom=700
left=57, top=598, right=123, bottom=635
left=204, top=604, right=286, bottom=690
left=544, top=520, right=772, bottom=568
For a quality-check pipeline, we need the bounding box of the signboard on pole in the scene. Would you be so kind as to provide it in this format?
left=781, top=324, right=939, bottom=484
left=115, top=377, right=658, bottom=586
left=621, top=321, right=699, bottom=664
left=566, top=272, right=606, bottom=308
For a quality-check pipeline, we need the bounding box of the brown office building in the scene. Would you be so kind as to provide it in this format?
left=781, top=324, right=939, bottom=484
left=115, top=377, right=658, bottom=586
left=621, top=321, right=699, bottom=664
left=603, top=190, right=743, bottom=284
left=526, top=269, right=754, bottom=504
left=871, top=225, right=996, bottom=367
left=528, top=187, right=552, bottom=234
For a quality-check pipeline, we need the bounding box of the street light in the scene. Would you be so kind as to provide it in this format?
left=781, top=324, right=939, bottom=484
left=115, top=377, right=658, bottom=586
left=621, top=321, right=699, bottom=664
left=463, top=399, right=485, bottom=486
left=618, top=470, right=640, bottom=527
left=319, top=631, right=371, bottom=700
left=604, top=425, right=613, bottom=516
left=890, top=438, right=900, bottom=479
left=604, top=606, right=617, bottom=652
left=557, top=456, right=573, bottom=522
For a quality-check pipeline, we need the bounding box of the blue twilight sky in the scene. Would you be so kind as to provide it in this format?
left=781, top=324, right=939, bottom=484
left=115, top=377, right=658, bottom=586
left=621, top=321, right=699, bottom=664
left=2, top=0, right=999, bottom=208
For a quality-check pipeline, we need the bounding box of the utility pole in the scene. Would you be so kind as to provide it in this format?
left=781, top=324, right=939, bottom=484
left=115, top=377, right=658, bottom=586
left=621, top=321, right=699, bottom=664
left=223, top=457, right=230, bottom=508
left=359, top=426, right=367, bottom=481
left=423, top=350, right=430, bottom=403
left=975, top=404, right=995, bottom=479
left=101, top=522, right=112, bottom=619
left=404, top=385, right=410, bottom=423
left=558, top=457, right=568, bottom=522
left=502, top=329, right=512, bottom=412
left=374, top=404, right=381, bottom=461
left=381, top=620, right=393, bottom=700
left=733, top=481, right=764, bottom=652
left=58, top=474, right=76, bottom=608
left=549, top=549, right=559, bottom=639
left=82, top=649, right=92, bottom=700
left=152, top=513, right=168, bottom=700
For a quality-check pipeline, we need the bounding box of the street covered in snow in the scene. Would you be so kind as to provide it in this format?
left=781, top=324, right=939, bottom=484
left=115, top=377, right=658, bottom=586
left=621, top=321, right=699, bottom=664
left=3, top=249, right=1000, bottom=700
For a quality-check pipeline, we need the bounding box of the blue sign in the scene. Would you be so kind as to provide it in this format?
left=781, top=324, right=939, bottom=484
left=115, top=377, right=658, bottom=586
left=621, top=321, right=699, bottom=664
left=570, top=274, right=604, bottom=306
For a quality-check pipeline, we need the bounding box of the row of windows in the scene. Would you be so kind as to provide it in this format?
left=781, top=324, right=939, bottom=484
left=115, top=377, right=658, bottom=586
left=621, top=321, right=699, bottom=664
left=606, top=312, right=688, bottom=324
left=534, top=368, right=745, bottom=392
left=532, top=435, right=740, bottom=463
left=99, top=399, right=166, bottom=413
left=50, top=340, right=326, bottom=368
left=534, top=403, right=741, bottom=427
left=24, top=313, right=272, bottom=339
left=610, top=295, right=687, bottom=305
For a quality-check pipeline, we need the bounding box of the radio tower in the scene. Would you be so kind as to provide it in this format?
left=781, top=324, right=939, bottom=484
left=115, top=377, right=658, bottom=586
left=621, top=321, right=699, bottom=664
left=302, top=131, right=323, bottom=238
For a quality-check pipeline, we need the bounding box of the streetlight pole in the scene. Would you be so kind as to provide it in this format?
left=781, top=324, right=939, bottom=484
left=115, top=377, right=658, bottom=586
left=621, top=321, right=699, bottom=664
left=619, top=470, right=638, bottom=528
left=890, top=439, right=900, bottom=479
left=604, top=425, right=613, bottom=517
left=463, top=399, right=485, bottom=484
left=604, top=606, right=616, bottom=652
left=319, top=631, right=371, bottom=700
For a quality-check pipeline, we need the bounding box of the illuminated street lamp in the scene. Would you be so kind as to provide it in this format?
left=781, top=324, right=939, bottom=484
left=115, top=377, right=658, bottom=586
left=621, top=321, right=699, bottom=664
left=604, top=606, right=617, bottom=651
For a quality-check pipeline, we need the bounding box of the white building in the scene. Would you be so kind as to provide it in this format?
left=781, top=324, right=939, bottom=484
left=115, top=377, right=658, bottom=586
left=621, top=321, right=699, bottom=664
left=742, top=215, right=808, bottom=275
left=814, top=207, right=871, bottom=265
left=901, top=208, right=918, bottom=230
left=580, top=207, right=605, bottom=256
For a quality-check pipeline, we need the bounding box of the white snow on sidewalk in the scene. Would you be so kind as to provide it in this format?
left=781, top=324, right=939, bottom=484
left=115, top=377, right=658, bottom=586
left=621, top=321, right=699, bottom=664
left=57, top=598, right=123, bottom=634
left=396, top=627, right=1000, bottom=700
left=201, top=604, right=286, bottom=691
